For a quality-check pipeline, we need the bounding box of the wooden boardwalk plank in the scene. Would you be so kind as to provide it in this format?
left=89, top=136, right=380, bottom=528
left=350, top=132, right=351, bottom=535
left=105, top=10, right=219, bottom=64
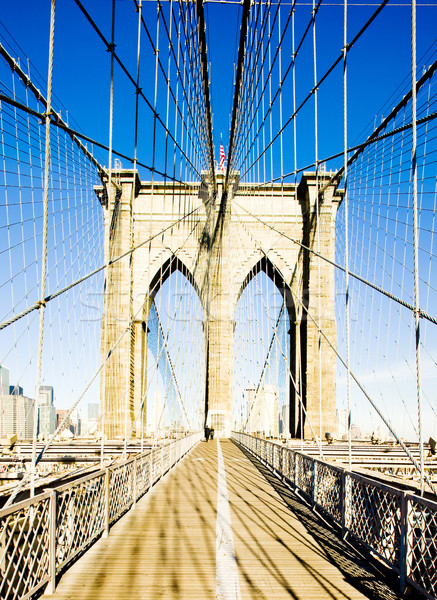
left=47, top=439, right=403, bottom=600
left=223, top=440, right=401, bottom=600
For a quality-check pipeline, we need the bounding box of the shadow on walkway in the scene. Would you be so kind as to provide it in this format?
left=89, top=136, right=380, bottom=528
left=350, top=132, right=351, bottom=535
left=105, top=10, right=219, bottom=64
left=234, top=442, right=422, bottom=600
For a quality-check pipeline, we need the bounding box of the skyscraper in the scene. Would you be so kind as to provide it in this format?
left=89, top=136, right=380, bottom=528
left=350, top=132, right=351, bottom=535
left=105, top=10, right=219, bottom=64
left=0, top=364, right=10, bottom=395
left=38, top=385, right=54, bottom=406
left=37, top=385, right=56, bottom=438
left=0, top=391, right=35, bottom=439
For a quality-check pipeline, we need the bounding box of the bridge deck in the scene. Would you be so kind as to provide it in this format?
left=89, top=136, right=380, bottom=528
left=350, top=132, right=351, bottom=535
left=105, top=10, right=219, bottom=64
left=48, top=439, right=402, bottom=600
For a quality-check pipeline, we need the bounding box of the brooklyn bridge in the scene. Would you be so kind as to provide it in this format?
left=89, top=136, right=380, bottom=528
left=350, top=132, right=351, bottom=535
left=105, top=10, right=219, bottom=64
left=0, top=0, right=436, bottom=598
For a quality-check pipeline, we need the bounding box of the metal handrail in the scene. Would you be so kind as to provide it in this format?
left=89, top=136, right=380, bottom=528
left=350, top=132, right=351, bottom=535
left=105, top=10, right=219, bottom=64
left=0, top=432, right=202, bottom=600
left=232, top=431, right=437, bottom=600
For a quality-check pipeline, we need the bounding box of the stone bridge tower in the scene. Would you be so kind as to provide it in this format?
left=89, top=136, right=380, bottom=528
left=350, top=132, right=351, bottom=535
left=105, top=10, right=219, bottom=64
left=96, top=170, right=341, bottom=439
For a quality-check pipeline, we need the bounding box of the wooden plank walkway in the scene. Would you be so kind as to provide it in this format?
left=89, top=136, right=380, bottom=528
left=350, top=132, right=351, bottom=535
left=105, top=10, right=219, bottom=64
left=48, top=439, right=404, bottom=600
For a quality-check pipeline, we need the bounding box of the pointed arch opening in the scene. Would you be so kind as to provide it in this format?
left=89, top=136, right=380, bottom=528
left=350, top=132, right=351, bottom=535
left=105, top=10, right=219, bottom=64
left=140, top=256, right=206, bottom=439
left=233, top=257, right=299, bottom=438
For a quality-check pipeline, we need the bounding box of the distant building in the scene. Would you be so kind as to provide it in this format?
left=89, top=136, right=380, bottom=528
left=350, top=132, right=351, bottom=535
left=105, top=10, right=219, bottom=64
left=39, top=404, right=57, bottom=438
left=0, top=364, right=10, bottom=395
left=57, top=409, right=74, bottom=434
left=38, top=385, right=54, bottom=406
left=350, top=424, right=362, bottom=440
left=0, top=392, right=35, bottom=439
left=0, top=394, right=14, bottom=436
left=9, top=385, right=23, bottom=396
left=336, top=409, right=348, bottom=440
left=36, top=385, right=56, bottom=438
left=15, top=395, right=35, bottom=439
left=279, top=404, right=289, bottom=435
left=88, top=403, right=99, bottom=420
left=246, top=385, right=279, bottom=438
left=70, top=409, right=81, bottom=436
left=82, top=403, right=99, bottom=437
left=81, top=418, right=98, bottom=437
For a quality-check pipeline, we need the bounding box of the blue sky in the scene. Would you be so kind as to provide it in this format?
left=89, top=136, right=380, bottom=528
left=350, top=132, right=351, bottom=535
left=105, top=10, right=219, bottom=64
left=0, top=1, right=436, bottom=441
left=1, top=0, right=435, bottom=172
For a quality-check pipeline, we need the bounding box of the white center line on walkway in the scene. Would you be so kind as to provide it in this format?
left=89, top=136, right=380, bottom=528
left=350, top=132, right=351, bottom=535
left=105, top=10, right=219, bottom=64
left=216, top=438, right=241, bottom=600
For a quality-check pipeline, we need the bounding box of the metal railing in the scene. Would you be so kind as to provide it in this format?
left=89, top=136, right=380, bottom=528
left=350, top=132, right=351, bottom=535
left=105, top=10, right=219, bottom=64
left=232, top=432, right=437, bottom=600
left=0, top=432, right=202, bottom=600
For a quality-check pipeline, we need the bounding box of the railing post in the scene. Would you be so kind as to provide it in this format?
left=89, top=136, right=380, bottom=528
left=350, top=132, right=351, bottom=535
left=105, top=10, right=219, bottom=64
left=103, top=468, right=110, bottom=538
left=132, top=457, right=137, bottom=509
left=312, top=461, right=317, bottom=508
left=161, top=446, right=164, bottom=478
left=294, top=453, right=299, bottom=490
left=341, top=470, right=350, bottom=539
left=341, top=470, right=346, bottom=536
left=46, top=489, right=57, bottom=595
left=399, top=492, right=408, bottom=594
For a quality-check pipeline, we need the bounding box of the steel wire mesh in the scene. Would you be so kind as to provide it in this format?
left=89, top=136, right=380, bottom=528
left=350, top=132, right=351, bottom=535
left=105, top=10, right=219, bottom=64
left=232, top=431, right=437, bottom=599
left=348, top=475, right=402, bottom=567
left=314, top=461, right=343, bottom=522
left=56, top=474, right=105, bottom=568
left=0, top=496, right=51, bottom=600
left=407, top=496, right=437, bottom=597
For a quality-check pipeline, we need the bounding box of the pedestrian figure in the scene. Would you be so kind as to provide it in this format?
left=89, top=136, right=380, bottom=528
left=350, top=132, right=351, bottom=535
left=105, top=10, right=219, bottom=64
left=205, top=425, right=211, bottom=442
left=209, top=427, right=214, bottom=440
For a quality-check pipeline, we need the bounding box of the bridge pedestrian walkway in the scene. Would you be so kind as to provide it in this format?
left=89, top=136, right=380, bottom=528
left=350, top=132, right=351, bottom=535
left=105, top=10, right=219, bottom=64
left=47, top=439, right=403, bottom=600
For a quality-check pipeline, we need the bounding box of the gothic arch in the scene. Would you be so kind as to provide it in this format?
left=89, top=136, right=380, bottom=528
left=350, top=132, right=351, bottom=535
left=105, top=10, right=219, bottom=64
left=235, top=256, right=299, bottom=437
left=148, top=254, right=202, bottom=304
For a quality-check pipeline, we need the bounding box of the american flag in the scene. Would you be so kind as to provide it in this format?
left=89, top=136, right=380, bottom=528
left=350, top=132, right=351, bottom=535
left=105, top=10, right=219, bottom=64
left=220, top=141, right=225, bottom=171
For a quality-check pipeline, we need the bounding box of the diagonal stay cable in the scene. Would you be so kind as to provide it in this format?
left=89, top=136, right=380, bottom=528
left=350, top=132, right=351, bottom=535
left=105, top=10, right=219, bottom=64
left=300, top=290, right=437, bottom=495
left=196, top=0, right=216, bottom=187
left=317, top=57, right=437, bottom=197
left=74, top=0, right=200, bottom=177
left=0, top=91, right=194, bottom=185
left=0, top=204, right=203, bottom=331
left=233, top=209, right=436, bottom=492
left=233, top=200, right=437, bottom=325
left=133, top=0, right=210, bottom=173
left=238, top=0, right=391, bottom=178
left=3, top=213, right=204, bottom=507
left=225, top=0, right=251, bottom=193
left=0, top=42, right=104, bottom=177
left=241, top=108, right=437, bottom=191
left=153, top=298, right=191, bottom=428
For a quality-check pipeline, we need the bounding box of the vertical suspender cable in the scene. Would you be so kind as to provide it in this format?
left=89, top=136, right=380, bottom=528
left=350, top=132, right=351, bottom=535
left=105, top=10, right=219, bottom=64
left=292, top=7, right=299, bottom=439
left=135, top=0, right=143, bottom=451
left=134, top=0, right=142, bottom=171
left=298, top=318, right=303, bottom=451
left=123, top=0, right=143, bottom=458
left=278, top=8, right=284, bottom=181
left=226, top=0, right=251, bottom=193
left=411, top=0, right=424, bottom=495
left=108, top=0, right=115, bottom=183
left=313, top=0, right=322, bottom=456
left=343, top=0, right=352, bottom=472
left=196, top=0, right=216, bottom=189
left=101, top=0, right=116, bottom=465
left=31, top=0, right=55, bottom=498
